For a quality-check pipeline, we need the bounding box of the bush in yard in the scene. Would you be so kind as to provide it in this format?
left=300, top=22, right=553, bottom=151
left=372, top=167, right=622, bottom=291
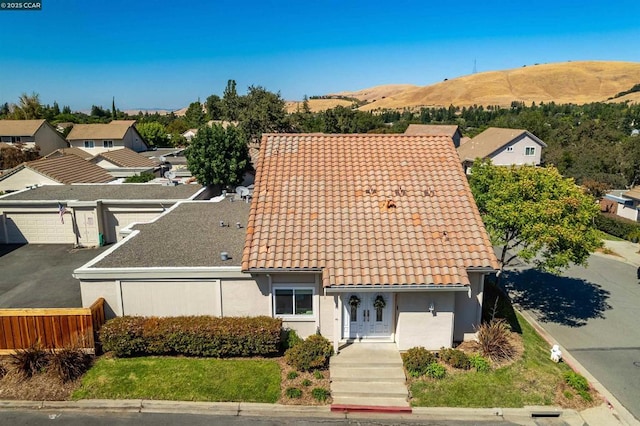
left=281, top=328, right=303, bottom=352
left=425, top=362, right=446, bottom=379
left=286, top=371, right=299, bottom=380
left=50, top=347, right=94, bottom=383
left=100, top=315, right=282, bottom=358
left=439, top=348, right=471, bottom=370
left=402, top=346, right=437, bottom=377
left=564, top=371, right=592, bottom=401
left=10, top=343, right=50, bottom=378
left=469, top=354, right=491, bottom=372
left=313, top=370, right=324, bottom=380
left=475, top=319, right=515, bottom=362
left=312, top=387, right=330, bottom=402
left=595, top=213, right=640, bottom=241
left=285, top=387, right=302, bottom=398
left=284, top=334, right=333, bottom=371
left=301, top=379, right=312, bottom=387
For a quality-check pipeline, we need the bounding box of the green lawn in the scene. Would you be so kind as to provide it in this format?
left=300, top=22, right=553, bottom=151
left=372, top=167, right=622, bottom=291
left=73, top=357, right=281, bottom=403
left=410, top=313, right=574, bottom=407
left=597, top=231, right=625, bottom=241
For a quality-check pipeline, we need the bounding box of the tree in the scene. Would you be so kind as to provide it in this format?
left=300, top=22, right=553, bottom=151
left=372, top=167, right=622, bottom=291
left=112, top=97, right=117, bottom=120
left=222, top=79, right=240, bottom=121
left=12, top=92, right=43, bottom=119
left=469, top=159, right=602, bottom=279
left=185, top=124, right=250, bottom=187
left=184, top=101, right=206, bottom=128
left=136, top=122, right=169, bottom=147
left=239, top=85, right=289, bottom=144
left=205, top=94, right=222, bottom=120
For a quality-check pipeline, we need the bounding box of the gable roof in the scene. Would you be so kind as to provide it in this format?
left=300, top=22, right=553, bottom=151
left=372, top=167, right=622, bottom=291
left=44, top=147, right=93, bottom=160
left=66, top=120, right=137, bottom=140
left=458, top=127, right=547, bottom=162
left=623, top=187, right=640, bottom=201
left=404, top=124, right=461, bottom=138
left=92, top=147, right=157, bottom=168
left=11, top=155, right=114, bottom=184
left=0, top=119, right=46, bottom=136
left=242, top=134, right=498, bottom=288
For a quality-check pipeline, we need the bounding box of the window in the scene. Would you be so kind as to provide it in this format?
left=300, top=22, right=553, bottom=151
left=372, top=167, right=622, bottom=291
left=274, top=288, right=313, bottom=316
left=506, top=146, right=514, bottom=152
left=103, top=140, right=114, bottom=148
left=84, top=140, right=95, bottom=148
left=525, top=146, right=536, bottom=156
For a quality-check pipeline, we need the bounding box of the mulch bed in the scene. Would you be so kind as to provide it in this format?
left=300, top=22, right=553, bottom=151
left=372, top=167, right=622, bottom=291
left=0, top=357, right=81, bottom=401
left=277, top=358, right=332, bottom=405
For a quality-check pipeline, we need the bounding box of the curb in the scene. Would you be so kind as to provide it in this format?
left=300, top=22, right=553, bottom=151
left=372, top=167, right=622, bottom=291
left=516, top=308, right=640, bottom=426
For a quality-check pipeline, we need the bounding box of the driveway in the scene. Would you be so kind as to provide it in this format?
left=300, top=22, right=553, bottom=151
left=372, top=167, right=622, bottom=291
left=0, top=244, right=108, bottom=308
left=503, top=254, right=640, bottom=421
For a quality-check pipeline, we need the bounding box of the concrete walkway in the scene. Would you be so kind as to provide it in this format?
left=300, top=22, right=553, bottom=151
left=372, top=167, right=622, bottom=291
left=599, top=240, right=640, bottom=268
left=330, top=342, right=409, bottom=410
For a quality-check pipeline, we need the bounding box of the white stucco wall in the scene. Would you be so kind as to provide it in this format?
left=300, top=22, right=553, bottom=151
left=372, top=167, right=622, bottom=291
left=220, top=278, right=270, bottom=316
left=34, top=124, right=68, bottom=156
left=396, top=292, right=455, bottom=350
left=617, top=204, right=640, bottom=222
left=80, top=280, right=122, bottom=318
left=0, top=168, right=61, bottom=193
left=453, top=274, right=485, bottom=342
left=490, top=134, right=543, bottom=166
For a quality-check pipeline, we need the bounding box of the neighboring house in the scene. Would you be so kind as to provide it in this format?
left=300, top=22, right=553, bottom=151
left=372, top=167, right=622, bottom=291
left=604, top=188, right=640, bottom=222
left=0, top=119, right=68, bottom=156
left=66, top=120, right=149, bottom=155
left=182, top=121, right=237, bottom=142
left=0, top=184, right=206, bottom=245
left=76, top=133, right=498, bottom=352
left=91, top=147, right=159, bottom=178
left=457, top=127, right=547, bottom=173
left=0, top=155, right=113, bottom=193
left=44, top=147, right=93, bottom=161
left=404, top=124, right=463, bottom=147
left=182, top=129, right=198, bottom=142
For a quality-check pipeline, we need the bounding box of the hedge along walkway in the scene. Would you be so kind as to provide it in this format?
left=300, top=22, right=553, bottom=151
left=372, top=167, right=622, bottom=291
left=72, top=356, right=281, bottom=403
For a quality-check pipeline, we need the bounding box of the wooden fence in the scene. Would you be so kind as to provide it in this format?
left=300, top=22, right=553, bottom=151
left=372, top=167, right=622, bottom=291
left=0, top=298, right=106, bottom=355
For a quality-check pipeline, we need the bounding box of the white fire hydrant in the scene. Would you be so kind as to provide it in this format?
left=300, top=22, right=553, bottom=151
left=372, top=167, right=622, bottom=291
left=550, top=344, right=562, bottom=363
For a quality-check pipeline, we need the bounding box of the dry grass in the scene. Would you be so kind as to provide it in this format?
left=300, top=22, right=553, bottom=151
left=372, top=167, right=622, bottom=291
left=0, top=357, right=81, bottom=400
left=277, top=358, right=331, bottom=405
left=353, top=61, right=640, bottom=110
left=285, top=99, right=353, bottom=113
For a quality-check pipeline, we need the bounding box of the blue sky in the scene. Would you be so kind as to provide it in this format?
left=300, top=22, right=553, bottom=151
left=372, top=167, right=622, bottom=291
left=1, top=0, right=639, bottom=110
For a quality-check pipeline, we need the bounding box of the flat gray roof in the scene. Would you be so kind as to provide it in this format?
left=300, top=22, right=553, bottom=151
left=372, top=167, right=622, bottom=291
left=0, top=184, right=202, bottom=202
left=93, top=200, right=250, bottom=268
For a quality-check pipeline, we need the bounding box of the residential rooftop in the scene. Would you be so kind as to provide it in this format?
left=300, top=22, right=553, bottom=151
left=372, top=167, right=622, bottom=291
left=0, top=183, right=203, bottom=202
left=93, top=200, right=250, bottom=268
left=0, top=155, right=114, bottom=186
left=66, top=120, right=137, bottom=140
left=457, top=127, right=546, bottom=162
left=93, top=147, right=158, bottom=168
left=0, top=119, right=47, bottom=136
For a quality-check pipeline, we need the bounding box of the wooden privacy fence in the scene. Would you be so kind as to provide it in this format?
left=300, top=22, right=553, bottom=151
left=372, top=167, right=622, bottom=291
left=0, top=298, right=106, bottom=355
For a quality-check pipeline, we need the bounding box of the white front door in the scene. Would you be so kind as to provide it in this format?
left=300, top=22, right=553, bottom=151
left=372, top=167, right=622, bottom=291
left=344, top=293, right=393, bottom=339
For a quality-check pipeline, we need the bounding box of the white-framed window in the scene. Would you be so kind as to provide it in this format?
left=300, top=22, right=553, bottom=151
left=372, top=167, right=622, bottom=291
left=84, top=140, right=95, bottom=148
left=525, top=146, right=536, bottom=156
left=103, top=140, right=114, bottom=148
left=273, top=287, right=314, bottom=317
left=506, top=146, right=514, bottom=152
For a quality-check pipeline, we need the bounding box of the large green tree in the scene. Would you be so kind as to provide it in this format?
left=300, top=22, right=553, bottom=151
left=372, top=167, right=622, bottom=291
left=136, top=122, right=169, bottom=147
left=222, top=79, right=240, bottom=121
left=184, top=101, right=206, bottom=129
left=469, top=159, right=602, bottom=277
left=185, top=124, right=250, bottom=187
left=12, top=92, right=43, bottom=119
left=240, top=85, right=289, bottom=144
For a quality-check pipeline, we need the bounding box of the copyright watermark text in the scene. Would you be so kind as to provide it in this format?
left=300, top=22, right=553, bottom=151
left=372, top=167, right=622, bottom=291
left=0, top=2, right=42, bottom=10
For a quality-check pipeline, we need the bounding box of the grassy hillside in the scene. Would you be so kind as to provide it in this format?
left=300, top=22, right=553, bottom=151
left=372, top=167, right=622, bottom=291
left=323, top=61, right=640, bottom=110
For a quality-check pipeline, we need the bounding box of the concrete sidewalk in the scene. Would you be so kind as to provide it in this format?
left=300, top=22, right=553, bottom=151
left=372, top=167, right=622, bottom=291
left=597, top=240, right=640, bottom=268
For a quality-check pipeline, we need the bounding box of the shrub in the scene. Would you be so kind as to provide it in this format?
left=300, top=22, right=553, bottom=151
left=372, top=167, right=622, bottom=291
left=312, top=387, right=330, bottom=402
left=402, top=347, right=437, bottom=377
left=100, top=316, right=282, bottom=358
left=301, top=379, right=312, bottom=387
left=425, top=362, right=446, bottom=379
left=564, top=371, right=592, bottom=400
left=476, top=319, right=515, bottom=362
left=124, top=172, right=155, bottom=183
left=313, top=370, right=324, bottom=380
left=595, top=213, right=640, bottom=241
left=439, top=348, right=470, bottom=369
left=11, top=343, right=50, bottom=378
left=50, top=347, right=93, bottom=383
left=281, top=328, right=303, bottom=352
left=286, top=371, right=299, bottom=380
left=469, top=354, right=491, bottom=372
left=285, top=387, right=302, bottom=398
left=284, top=334, right=333, bottom=372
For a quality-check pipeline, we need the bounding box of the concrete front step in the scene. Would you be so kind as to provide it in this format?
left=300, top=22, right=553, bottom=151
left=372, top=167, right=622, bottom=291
left=330, top=366, right=405, bottom=381
left=331, top=381, right=408, bottom=398
left=332, top=396, right=410, bottom=408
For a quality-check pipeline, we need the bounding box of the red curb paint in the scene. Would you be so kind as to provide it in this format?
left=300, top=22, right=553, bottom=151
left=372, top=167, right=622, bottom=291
left=330, top=404, right=412, bottom=414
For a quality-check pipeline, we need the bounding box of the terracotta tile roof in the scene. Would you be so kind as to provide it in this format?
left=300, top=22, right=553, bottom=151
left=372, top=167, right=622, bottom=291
left=93, top=147, right=158, bottom=168
left=404, top=124, right=460, bottom=137
left=242, top=134, right=499, bottom=288
left=27, top=155, right=114, bottom=184
left=458, top=127, right=547, bottom=162
left=0, top=119, right=46, bottom=136
left=66, top=120, right=136, bottom=140
left=44, top=147, right=93, bottom=160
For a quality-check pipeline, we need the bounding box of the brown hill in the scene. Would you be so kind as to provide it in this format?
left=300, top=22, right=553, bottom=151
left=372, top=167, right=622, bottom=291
left=331, top=61, right=640, bottom=110
left=285, top=98, right=354, bottom=113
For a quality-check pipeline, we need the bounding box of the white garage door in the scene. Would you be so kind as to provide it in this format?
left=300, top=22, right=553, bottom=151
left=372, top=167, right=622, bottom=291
left=3, top=212, right=75, bottom=244
left=104, top=210, right=163, bottom=243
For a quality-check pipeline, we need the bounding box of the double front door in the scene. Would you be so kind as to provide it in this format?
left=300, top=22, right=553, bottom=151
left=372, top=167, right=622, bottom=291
left=345, top=293, right=392, bottom=339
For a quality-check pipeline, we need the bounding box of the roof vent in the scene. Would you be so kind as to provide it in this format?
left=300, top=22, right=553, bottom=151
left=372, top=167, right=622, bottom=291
left=220, top=252, right=229, bottom=261
left=219, top=220, right=226, bottom=227
left=236, top=222, right=242, bottom=229
left=365, top=186, right=377, bottom=195
left=424, top=186, right=435, bottom=196
left=395, top=186, right=406, bottom=196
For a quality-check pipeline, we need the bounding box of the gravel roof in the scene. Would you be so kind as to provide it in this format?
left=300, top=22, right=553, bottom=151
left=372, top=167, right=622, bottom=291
left=93, top=200, right=250, bottom=268
left=1, top=184, right=202, bottom=201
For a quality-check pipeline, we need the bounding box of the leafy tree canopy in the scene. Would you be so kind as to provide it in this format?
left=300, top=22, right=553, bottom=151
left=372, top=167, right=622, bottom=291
left=185, top=124, right=250, bottom=187
left=469, top=159, right=602, bottom=276
left=239, top=85, right=289, bottom=144
left=184, top=101, right=206, bottom=129
left=136, top=122, right=169, bottom=147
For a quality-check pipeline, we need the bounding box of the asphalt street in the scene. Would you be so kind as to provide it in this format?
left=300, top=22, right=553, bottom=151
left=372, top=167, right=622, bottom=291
left=504, top=254, right=640, bottom=422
